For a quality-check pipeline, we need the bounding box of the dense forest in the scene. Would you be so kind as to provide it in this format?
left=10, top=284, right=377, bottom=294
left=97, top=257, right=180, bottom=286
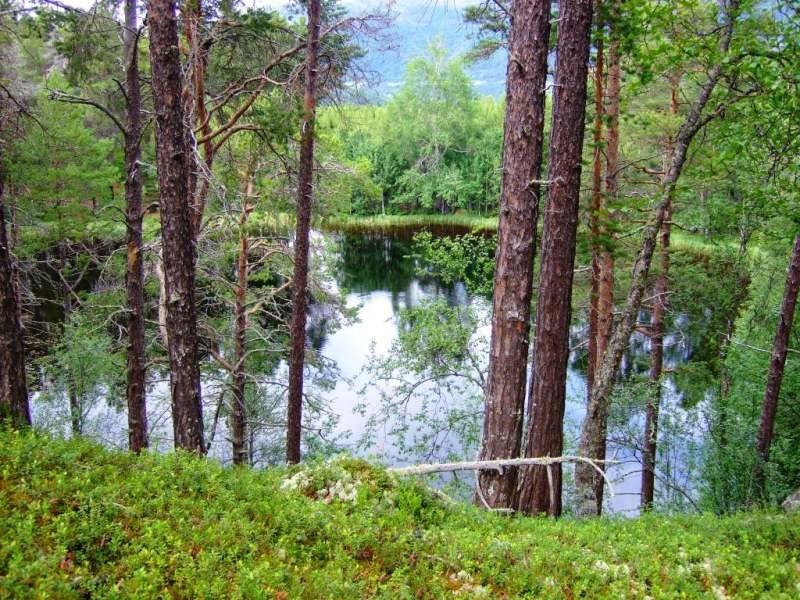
left=1, top=0, right=800, bottom=595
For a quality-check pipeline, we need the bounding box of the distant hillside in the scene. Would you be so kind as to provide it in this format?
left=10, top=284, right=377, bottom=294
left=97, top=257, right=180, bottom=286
left=367, top=5, right=507, bottom=98
left=269, top=0, right=508, bottom=99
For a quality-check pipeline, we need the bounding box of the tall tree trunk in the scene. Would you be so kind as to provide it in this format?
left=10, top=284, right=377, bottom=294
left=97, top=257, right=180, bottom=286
left=587, top=0, right=606, bottom=403
left=598, top=0, right=620, bottom=373
left=641, top=79, right=679, bottom=511
left=149, top=0, right=205, bottom=453
left=593, top=0, right=622, bottom=366
left=516, top=0, right=594, bottom=517
left=574, top=0, right=739, bottom=516
left=753, top=234, right=800, bottom=498
left=286, top=0, right=321, bottom=464
left=585, top=0, right=621, bottom=510
left=641, top=201, right=671, bottom=510
left=124, top=0, right=148, bottom=453
left=0, top=183, right=30, bottom=427
left=182, top=0, right=213, bottom=238
left=231, top=176, right=253, bottom=466
left=59, top=242, right=81, bottom=437
left=476, top=0, right=551, bottom=509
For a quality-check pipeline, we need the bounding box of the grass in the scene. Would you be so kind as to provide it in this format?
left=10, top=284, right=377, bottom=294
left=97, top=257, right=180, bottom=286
left=1, top=429, right=799, bottom=599
left=322, top=213, right=498, bottom=234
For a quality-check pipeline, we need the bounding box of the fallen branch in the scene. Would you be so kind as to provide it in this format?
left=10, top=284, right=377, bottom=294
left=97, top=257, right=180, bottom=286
left=388, top=455, right=616, bottom=476
left=389, top=456, right=619, bottom=508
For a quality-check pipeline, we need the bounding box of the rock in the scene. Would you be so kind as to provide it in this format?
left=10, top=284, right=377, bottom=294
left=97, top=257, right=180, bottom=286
left=782, top=489, right=800, bottom=513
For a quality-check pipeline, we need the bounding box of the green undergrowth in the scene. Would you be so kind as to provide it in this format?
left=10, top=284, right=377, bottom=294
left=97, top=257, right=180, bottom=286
left=322, top=213, right=498, bottom=234
left=1, top=430, right=799, bottom=599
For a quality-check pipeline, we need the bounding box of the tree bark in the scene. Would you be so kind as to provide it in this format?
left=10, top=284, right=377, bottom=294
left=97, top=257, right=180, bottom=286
left=0, top=182, right=30, bottom=427
left=592, top=0, right=620, bottom=446
left=574, top=1, right=740, bottom=516
left=641, top=201, right=671, bottom=510
left=476, top=0, right=552, bottom=509
left=587, top=0, right=606, bottom=403
left=641, top=78, right=678, bottom=511
left=149, top=0, right=205, bottom=453
left=59, top=242, right=81, bottom=437
left=516, top=0, right=594, bottom=517
left=182, top=0, right=213, bottom=238
left=753, top=234, right=800, bottom=498
left=124, top=0, right=148, bottom=453
left=286, top=0, right=321, bottom=464
left=231, top=177, right=253, bottom=466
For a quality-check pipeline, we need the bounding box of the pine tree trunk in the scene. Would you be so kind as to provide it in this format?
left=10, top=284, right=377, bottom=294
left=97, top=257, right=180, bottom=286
left=286, top=0, right=321, bottom=464
left=587, top=1, right=606, bottom=404
left=182, top=0, right=213, bottom=238
left=476, top=0, right=552, bottom=509
left=0, top=185, right=30, bottom=427
left=598, top=0, right=620, bottom=365
left=574, top=1, right=739, bottom=516
left=754, top=234, right=800, bottom=497
left=231, top=178, right=252, bottom=466
left=641, top=79, right=678, bottom=510
left=516, top=0, right=594, bottom=517
left=149, top=0, right=205, bottom=453
left=124, top=0, right=148, bottom=453
left=59, top=243, right=82, bottom=437
left=641, top=201, right=671, bottom=510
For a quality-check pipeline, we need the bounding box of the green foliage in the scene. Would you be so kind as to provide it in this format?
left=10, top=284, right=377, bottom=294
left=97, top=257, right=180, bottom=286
left=2, top=430, right=800, bottom=598
left=9, top=74, right=120, bottom=253
left=413, top=231, right=496, bottom=297
left=703, top=247, right=800, bottom=512
left=358, top=299, right=486, bottom=463
left=462, top=1, right=510, bottom=62
left=320, top=43, right=503, bottom=216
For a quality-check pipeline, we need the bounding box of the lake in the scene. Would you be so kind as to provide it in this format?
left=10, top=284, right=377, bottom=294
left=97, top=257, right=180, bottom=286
left=30, top=226, right=710, bottom=514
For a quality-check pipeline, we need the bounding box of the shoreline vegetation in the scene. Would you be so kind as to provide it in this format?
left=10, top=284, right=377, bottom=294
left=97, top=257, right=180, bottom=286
left=321, top=213, right=498, bottom=235
left=2, top=429, right=799, bottom=599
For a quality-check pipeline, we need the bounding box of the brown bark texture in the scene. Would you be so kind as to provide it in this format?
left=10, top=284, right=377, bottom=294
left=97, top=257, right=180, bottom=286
left=149, top=0, right=205, bottom=452
left=574, top=1, right=739, bottom=516
left=476, top=0, right=552, bottom=509
left=231, top=178, right=253, bottom=466
left=595, top=0, right=619, bottom=406
left=641, top=201, right=671, bottom=510
left=754, top=234, right=800, bottom=497
left=516, top=0, right=594, bottom=517
left=124, top=0, right=148, bottom=453
left=587, top=1, right=605, bottom=403
left=640, top=80, right=679, bottom=510
left=182, top=0, right=213, bottom=238
left=286, top=0, right=321, bottom=464
left=0, top=184, right=30, bottom=427
left=58, top=243, right=81, bottom=436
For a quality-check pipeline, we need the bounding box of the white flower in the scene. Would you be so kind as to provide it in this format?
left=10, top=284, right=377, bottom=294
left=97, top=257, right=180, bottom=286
left=593, top=560, right=610, bottom=572
left=712, top=585, right=729, bottom=600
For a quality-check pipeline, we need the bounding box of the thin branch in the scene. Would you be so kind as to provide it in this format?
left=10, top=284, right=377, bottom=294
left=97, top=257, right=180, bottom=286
left=48, top=90, right=127, bottom=136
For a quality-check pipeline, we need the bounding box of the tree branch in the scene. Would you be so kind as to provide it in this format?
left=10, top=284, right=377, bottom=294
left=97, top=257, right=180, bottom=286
left=48, top=90, right=127, bottom=137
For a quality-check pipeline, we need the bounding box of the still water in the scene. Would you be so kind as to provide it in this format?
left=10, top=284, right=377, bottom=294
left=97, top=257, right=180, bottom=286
left=31, top=227, right=708, bottom=514
left=308, top=229, right=706, bottom=513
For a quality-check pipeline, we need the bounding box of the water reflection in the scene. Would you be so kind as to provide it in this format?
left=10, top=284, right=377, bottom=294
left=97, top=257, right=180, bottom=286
left=317, top=230, right=708, bottom=513
left=30, top=228, right=712, bottom=514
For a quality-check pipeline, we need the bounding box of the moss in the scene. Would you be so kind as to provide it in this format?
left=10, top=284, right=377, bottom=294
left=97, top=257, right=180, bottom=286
left=1, top=429, right=799, bottom=599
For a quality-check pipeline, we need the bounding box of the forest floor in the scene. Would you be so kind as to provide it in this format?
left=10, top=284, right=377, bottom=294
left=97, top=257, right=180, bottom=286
left=1, top=430, right=799, bottom=599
